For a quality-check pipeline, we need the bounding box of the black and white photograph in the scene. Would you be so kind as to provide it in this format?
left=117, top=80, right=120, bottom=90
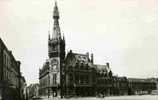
left=1, top=0, right=158, bottom=100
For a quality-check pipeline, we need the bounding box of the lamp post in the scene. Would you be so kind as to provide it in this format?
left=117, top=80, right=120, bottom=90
left=48, top=66, right=50, bottom=98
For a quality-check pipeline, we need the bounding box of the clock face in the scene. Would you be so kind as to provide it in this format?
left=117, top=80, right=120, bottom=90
left=50, top=58, right=59, bottom=71
left=53, top=64, right=57, bottom=70
left=51, top=59, right=58, bottom=64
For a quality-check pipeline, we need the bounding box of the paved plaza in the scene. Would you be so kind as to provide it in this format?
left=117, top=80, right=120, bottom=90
left=37, top=95, right=158, bottom=100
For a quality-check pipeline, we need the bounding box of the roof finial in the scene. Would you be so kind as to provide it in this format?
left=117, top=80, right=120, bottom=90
left=48, top=31, right=51, bottom=40
left=63, top=33, right=65, bottom=40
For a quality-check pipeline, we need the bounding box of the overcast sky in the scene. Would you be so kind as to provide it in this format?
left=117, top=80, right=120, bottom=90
left=1, top=0, right=158, bottom=85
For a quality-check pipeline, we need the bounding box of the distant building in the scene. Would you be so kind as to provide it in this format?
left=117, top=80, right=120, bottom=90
left=26, top=83, right=39, bottom=100
left=128, top=78, right=156, bottom=95
left=39, top=1, right=157, bottom=98
left=0, top=38, right=23, bottom=100
left=147, top=78, right=158, bottom=90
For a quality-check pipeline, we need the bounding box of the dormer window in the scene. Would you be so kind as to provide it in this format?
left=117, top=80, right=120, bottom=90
left=81, top=63, right=84, bottom=69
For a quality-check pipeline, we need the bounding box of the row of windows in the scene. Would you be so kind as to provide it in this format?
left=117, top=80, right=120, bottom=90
left=97, top=79, right=112, bottom=84
left=79, top=75, right=89, bottom=84
left=40, top=75, right=49, bottom=88
left=3, top=68, right=19, bottom=87
left=3, top=51, right=11, bottom=68
left=68, top=74, right=89, bottom=84
left=68, top=64, right=91, bottom=70
left=3, top=50, right=19, bottom=71
left=52, top=74, right=57, bottom=85
left=3, top=51, right=19, bottom=87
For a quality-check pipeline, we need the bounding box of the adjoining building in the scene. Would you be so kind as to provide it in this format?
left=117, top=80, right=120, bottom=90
left=39, top=1, right=157, bottom=98
left=0, top=38, right=25, bottom=100
left=64, top=51, right=98, bottom=96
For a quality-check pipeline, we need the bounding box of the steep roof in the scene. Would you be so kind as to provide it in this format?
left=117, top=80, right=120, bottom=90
left=73, top=53, right=89, bottom=63
left=128, top=78, right=155, bottom=83
left=65, top=50, right=93, bottom=67
left=94, top=64, right=111, bottom=73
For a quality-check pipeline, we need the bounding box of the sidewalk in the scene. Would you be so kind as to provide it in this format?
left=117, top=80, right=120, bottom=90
left=40, top=96, right=61, bottom=100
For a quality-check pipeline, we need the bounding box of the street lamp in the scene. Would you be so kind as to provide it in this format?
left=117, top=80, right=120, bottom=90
left=48, top=65, right=50, bottom=98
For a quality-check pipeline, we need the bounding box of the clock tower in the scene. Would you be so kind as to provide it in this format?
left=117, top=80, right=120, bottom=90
left=48, top=1, right=65, bottom=97
left=48, top=1, right=65, bottom=59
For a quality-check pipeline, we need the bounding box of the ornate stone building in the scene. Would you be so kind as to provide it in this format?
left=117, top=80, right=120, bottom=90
left=39, top=2, right=113, bottom=98
left=39, top=2, right=157, bottom=98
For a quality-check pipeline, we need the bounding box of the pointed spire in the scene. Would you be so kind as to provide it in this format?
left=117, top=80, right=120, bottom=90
left=52, top=0, right=61, bottom=40
left=55, top=0, right=57, bottom=6
left=53, top=0, right=59, bottom=19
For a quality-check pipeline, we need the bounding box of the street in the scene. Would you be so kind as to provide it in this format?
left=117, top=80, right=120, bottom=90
left=32, top=95, right=158, bottom=100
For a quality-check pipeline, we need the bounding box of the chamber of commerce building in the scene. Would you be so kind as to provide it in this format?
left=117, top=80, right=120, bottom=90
left=39, top=2, right=157, bottom=98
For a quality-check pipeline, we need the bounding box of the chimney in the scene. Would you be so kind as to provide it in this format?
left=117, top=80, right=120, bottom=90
left=86, top=52, right=89, bottom=58
left=106, top=62, right=110, bottom=68
left=16, top=61, right=21, bottom=72
left=91, top=53, right=94, bottom=63
left=70, top=50, right=72, bottom=53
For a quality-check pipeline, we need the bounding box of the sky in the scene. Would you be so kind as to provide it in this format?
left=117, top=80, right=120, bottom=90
left=1, top=0, right=158, bottom=85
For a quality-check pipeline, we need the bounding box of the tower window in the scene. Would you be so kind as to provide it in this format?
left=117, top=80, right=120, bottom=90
left=53, top=74, right=57, bottom=85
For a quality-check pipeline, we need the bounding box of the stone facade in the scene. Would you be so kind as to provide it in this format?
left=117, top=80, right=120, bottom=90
left=0, top=38, right=23, bottom=100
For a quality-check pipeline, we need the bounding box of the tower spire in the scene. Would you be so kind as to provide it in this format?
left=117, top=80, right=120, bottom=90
left=52, top=0, right=61, bottom=39
left=53, top=1, right=59, bottom=19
